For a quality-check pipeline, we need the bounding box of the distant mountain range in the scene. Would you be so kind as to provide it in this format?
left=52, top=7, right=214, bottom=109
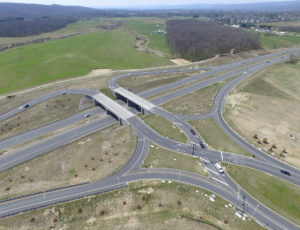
left=0, top=3, right=96, bottom=19
left=103, top=1, right=300, bottom=12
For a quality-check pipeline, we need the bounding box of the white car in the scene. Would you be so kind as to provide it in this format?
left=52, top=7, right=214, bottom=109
left=215, top=162, right=224, bottom=174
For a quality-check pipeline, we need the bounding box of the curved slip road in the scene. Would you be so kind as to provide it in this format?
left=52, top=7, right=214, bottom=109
left=0, top=89, right=99, bottom=123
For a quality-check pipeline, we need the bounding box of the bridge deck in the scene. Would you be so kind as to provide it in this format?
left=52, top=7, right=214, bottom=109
left=114, top=87, right=156, bottom=111
left=93, top=93, right=134, bottom=121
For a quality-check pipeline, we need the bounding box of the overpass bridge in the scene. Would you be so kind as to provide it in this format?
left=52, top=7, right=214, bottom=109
left=92, top=93, right=134, bottom=125
left=112, top=87, right=156, bottom=114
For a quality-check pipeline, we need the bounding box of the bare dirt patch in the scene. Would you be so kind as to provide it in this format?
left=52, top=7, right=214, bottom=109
left=86, top=69, right=112, bottom=77
left=97, top=21, right=123, bottom=31
left=170, top=59, right=191, bottom=65
left=225, top=92, right=300, bottom=167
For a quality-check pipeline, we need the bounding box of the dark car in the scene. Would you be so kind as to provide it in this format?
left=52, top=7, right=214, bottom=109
left=280, top=169, right=291, bottom=176
left=24, top=104, right=30, bottom=109
left=62, top=91, right=67, bottom=95
left=200, top=142, right=205, bottom=149
left=190, top=129, right=196, bottom=135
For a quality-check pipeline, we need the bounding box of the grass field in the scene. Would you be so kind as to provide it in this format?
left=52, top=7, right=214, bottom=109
left=0, top=125, right=135, bottom=201
left=143, top=144, right=207, bottom=176
left=0, top=180, right=263, bottom=230
left=118, top=70, right=204, bottom=94
left=260, top=33, right=300, bottom=49
left=122, top=18, right=171, bottom=55
left=226, top=164, right=300, bottom=226
left=0, top=18, right=108, bottom=47
left=224, top=61, right=300, bottom=167
left=189, top=119, right=251, bottom=156
left=141, top=114, right=188, bottom=143
left=0, top=24, right=171, bottom=95
left=162, top=80, right=230, bottom=115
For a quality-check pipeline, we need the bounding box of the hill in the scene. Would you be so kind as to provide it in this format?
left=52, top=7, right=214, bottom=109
left=130, top=1, right=300, bottom=12
left=0, top=3, right=98, bottom=37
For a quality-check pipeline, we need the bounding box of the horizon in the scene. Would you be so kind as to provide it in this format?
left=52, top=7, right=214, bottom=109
left=0, top=0, right=296, bottom=8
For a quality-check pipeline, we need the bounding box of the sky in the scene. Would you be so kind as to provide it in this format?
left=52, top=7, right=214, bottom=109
left=0, top=0, right=294, bottom=8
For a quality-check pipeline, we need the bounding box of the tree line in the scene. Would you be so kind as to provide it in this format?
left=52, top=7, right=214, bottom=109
left=0, top=18, right=77, bottom=37
left=166, top=20, right=261, bottom=61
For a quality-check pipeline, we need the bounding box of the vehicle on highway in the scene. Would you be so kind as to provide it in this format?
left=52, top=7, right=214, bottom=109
left=200, top=142, right=205, bottom=149
left=24, top=104, right=30, bottom=109
left=62, top=91, right=67, bottom=95
left=84, top=114, right=91, bottom=118
left=215, top=162, right=224, bottom=174
left=190, top=129, right=196, bottom=135
left=280, top=169, right=291, bottom=176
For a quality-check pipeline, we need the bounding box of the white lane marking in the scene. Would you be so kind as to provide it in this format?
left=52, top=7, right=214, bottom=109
left=212, top=177, right=228, bottom=186
left=206, top=167, right=219, bottom=175
left=200, top=157, right=209, bottom=163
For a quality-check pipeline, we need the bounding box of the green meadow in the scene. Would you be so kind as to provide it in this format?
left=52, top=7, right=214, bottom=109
left=0, top=19, right=172, bottom=94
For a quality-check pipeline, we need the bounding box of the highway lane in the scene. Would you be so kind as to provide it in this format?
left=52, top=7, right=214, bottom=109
left=0, top=116, right=117, bottom=173
left=207, top=150, right=300, bottom=187
left=107, top=48, right=300, bottom=99
left=124, top=169, right=300, bottom=230
left=213, top=63, right=300, bottom=177
left=149, top=54, right=293, bottom=106
left=0, top=107, right=104, bottom=152
left=1, top=168, right=299, bottom=230
left=127, top=113, right=300, bottom=188
left=0, top=89, right=98, bottom=123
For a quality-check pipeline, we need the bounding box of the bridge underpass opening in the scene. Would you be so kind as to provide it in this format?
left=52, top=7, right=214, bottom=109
left=115, top=92, right=144, bottom=114
left=94, top=101, right=124, bottom=125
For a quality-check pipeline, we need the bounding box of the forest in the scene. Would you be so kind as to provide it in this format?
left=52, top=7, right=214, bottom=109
left=166, top=20, right=261, bottom=61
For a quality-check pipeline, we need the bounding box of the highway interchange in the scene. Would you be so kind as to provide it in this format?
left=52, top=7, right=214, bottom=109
left=0, top=48, right=300, bottom=229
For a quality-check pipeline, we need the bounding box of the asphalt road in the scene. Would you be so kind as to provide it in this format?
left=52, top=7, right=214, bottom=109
left=0, top=107, right=104, bottom=152
left=0, top=116, right=116, bottom=173
left=0, top=89, right=98, bottom=123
